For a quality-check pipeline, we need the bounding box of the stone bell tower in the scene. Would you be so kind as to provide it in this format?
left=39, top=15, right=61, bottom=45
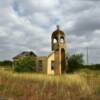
left=51, top=25, right=68, bottom=75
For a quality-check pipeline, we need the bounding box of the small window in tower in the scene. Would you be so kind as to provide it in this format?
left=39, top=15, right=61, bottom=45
left=60, top=37, right=64, bottom=43
left=53, top=38, right=57, bottom=44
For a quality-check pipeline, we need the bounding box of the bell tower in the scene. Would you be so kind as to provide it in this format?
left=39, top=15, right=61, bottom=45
left=51, top=25, right=68, bottom=75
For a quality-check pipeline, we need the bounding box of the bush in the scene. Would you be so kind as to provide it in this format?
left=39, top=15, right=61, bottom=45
left=68, top=54, right=84, bottom=72
left=0, top=60, right=12, bottom=66
left=83, top=64, right=100, bottom=70
left=14, top=56, right=36, bottom=72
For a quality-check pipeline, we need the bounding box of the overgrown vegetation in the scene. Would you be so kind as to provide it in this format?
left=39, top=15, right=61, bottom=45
left=0, top=54, right=99, bottom=99
left=67, top=54, right=100, bottom=72
left=0, top=69, right=99, bottom=100
left=83, top=64, right=100, bottom=70
left=68, top=54, right=84, bottom=72
left=14, top=56, right=36, bottom=72
left=0, top=60, right=12, bottom=67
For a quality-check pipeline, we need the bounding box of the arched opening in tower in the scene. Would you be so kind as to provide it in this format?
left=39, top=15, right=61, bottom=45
left=60, top=37, right=64, bottom=43
left=53, top=38, right=58, bottom=44
left=61, top=48, right=66, bottom=73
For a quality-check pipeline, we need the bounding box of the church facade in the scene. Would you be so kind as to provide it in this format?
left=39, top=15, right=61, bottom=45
left=13, top=26, right=68, bottom=75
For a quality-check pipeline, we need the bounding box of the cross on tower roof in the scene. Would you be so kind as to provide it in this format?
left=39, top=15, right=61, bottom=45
left=57, top=25, right=60, bottom=30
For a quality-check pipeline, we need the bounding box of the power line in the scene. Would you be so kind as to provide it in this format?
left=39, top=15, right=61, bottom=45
left=68, top=47, right=100, bottom=65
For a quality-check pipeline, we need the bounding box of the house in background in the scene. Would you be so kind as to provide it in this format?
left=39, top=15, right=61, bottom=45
left=13, top=26, right=68, bottom=75
left=13, top=51, right=37, bottom=60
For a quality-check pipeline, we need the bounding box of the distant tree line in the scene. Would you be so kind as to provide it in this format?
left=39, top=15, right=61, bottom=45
left=67, top=54, right=100, bottom=72
left=0, top=54, right=100, bottom=73
left=0, top=60, right=12, bottom=66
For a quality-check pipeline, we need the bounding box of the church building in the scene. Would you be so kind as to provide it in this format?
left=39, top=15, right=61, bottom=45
left=13, top=26, right=68, bottom=75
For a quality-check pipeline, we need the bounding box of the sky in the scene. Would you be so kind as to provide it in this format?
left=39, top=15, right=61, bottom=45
left=0, top=0, right=100, bottom=63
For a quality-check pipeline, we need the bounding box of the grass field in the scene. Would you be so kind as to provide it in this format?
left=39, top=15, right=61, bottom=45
left=0, top=68, right=100, bottom=100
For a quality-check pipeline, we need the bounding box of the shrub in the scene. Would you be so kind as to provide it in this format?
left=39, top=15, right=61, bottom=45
left=83, top=64, right=100, bottom=70
left=68, top=54, right=84, bottom=72
left=14, top=56, right=36, bottom=72
left=0, top=60, right=12, bottom=66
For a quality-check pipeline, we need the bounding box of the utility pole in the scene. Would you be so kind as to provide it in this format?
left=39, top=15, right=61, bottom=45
left=86, top=47, right=89, bottom=65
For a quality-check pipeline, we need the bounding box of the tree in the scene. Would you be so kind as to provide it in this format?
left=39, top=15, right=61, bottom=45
left=68, top=54, right=84, bottom=72
left=0, top=60, right=12, bottom=68
left=14, top=56, right=36, bottom=72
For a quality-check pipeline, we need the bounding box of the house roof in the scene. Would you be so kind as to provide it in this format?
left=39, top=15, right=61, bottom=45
left=13, top=51, right=37, bottom=60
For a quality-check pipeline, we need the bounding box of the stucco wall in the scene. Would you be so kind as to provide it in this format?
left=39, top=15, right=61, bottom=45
left=47, top=52, right=55, bottom=75
left=36, top=56, right=47, bottom=74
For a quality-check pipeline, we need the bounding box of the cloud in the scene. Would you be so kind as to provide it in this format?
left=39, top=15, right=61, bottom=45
left=0, top=0, right=100, bottom=64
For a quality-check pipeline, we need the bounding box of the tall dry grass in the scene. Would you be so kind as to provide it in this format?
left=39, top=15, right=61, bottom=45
left=0, top=68, right=99, bottom=100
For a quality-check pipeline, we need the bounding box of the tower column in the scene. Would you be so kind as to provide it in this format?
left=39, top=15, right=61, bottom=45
left=54, top=49, right=61, bottom=75
left=58, top=48, right=61, bottom=75
left=51, top=25, right=68, bottom=75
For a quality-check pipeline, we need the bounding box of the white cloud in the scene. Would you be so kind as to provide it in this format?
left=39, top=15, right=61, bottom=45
left=31, top=12, right=50, bottom=27
left=0, top=0, right=100, bottom=64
